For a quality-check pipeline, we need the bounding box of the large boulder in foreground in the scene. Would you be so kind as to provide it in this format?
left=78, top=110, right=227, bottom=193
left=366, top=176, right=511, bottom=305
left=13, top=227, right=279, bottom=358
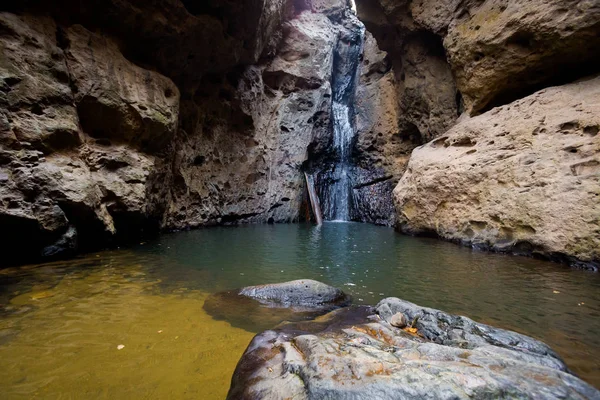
left=227, top=298, right=599, bottom=399
left=204, top=280, right=351, bottom=331
left=394, top=75, right=600, bottom=270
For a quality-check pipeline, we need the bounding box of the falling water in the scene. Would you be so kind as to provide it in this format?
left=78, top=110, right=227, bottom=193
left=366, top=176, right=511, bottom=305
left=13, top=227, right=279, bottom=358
left=325, top=18, right=365, bottom=221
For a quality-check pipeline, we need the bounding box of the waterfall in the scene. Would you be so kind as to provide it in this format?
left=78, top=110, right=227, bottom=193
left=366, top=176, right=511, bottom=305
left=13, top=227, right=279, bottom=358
left=322, top=18, right=365, bottom=222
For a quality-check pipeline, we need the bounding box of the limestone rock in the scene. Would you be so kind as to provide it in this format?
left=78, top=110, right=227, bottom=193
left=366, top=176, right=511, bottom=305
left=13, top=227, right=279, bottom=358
left=353, top=32, right=402, bottom=225
left=358, top=0, right=600, bottom=115
left=204, top=279, right=351, bottom=331
left=227, top=298, right=599, bottom=399
left=356, top=0, right=460, bottom=140
left=389, top=311, right=407, bottom=327
left=9, top=0, right=290, bottom=87
left=442, top=0, right=600, bottom=114
left=394, top=76, right=600, bottom=269
left=311, top=0, right=348, bottom=20
left=164, top=11, right=340, bottom=228
left=0, top=13, right=178, bottom=264
left=0, top=13, right=80, bottom=154
left=239, top=279, right=350, bottom=307
left=352, top=29, right=458, bottom=225
left=63, top=24, right=180, bottom=152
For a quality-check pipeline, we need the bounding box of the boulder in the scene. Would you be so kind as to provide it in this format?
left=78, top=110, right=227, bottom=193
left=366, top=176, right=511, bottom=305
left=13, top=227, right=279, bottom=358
left=393, top=75, right=600, bottom=270
left=204, top=280, right=351, bottom=331
left=239, top=279, right=350, bottom=307
left=227, top=298, right=600, bottom=399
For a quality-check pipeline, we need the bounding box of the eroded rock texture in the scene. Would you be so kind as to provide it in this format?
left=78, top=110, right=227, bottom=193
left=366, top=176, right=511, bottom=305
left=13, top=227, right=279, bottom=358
left=227, top=298, right=600, bottom=399
left=394, top=76, right=600, bottom=270
left=0, top=13, right=178, bottom=263
left=357, top=0, right=600, bottom=266
left=358, top=0, right=600, bottom=115
left=166, top=10, right=339, bottom=227
left=1, top=0, right=405, bottom=263
left=352, top=32, right=402, bottom=225
left=356, top=0, right=460, bottom=140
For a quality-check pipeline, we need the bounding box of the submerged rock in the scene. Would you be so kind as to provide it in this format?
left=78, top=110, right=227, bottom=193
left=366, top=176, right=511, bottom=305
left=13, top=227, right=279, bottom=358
left=227, top=298, right=599, bottom=400
left=239, top=279, right=350, bottom=307
left=204, top=280, right=351, bottom=332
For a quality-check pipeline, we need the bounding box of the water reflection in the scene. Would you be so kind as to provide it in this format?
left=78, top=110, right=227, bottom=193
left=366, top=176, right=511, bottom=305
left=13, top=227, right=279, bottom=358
left=0, top=222, right=598, bottom=398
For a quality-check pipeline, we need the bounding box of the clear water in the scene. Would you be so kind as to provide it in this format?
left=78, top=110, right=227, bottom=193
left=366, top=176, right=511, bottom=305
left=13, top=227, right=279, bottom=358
left=1, top=223, right=599, bottom=399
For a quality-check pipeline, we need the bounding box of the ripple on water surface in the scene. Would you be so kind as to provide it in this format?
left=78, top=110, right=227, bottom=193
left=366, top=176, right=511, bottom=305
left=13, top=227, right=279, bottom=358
left=0, top=223, right=599, bottom=399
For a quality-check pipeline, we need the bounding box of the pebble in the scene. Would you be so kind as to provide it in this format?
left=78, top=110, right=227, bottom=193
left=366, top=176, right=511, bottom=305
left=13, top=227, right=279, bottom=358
left=390, top=312, right=408, bottom=328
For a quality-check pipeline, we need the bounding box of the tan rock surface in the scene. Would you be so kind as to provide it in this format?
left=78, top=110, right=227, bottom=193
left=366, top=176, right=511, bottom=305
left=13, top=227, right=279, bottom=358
left=164, top=11, right=340, bottom=228
left=394, top=76, right=600, bottom=269
left=0, top=13, right=178, bottom=263
left=359, top=0, right=600, bottom=115
left=443, top=0, right=600, bottom=114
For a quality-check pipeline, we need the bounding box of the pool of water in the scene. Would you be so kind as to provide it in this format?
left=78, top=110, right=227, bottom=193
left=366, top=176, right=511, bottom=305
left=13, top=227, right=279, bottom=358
left=1, top=222, right=599, bottom=398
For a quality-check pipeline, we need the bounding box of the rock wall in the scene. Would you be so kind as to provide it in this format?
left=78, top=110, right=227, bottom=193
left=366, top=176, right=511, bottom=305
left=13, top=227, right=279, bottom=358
left=394, top=76, right=600, bottom=270
left=0, top=12, right=179, bottom=264
left=3, top=0, right=597, bottom=267
left=357, top=0, right=600, bottom=115
left=165, top=10, right=340, bottom=227
left=356, top=0, right=600, bottom=268
left=1, top=0, right=405, bottom=264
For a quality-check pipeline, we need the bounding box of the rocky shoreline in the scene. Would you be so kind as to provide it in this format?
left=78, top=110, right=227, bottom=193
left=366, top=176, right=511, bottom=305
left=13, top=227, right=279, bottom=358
left=226, top=283, right=600, bottom=399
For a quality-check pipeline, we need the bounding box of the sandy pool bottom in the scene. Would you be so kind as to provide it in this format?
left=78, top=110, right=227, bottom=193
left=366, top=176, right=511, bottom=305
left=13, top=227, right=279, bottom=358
left=0, top=263, right=255, bottom=399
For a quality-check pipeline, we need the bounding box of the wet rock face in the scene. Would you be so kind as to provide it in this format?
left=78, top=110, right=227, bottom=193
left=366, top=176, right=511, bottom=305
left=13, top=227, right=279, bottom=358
left=352, top=32, right=404, bottom=226
left=394, top=76, right=600, bottom=270
left=227, top=298, right=600, bottom=399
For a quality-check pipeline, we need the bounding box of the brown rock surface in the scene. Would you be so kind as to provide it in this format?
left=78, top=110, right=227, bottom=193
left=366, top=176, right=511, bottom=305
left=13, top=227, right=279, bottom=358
left=1, top=1, right=383, bottom=262
left=394, top=76, right=600, bottom=269
left=358, top=0, right=600, bottom=114
left=443, top=0, right=600, bottom=114
left=0, top=13, right=178, bottom=263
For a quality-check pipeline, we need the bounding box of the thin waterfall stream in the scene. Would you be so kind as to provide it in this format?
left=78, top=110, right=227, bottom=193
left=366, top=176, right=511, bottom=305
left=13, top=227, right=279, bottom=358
left=317, top=17, right=365, bottom=222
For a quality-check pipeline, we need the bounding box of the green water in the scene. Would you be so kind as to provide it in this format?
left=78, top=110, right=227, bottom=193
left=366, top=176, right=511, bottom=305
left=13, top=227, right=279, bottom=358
left=1, top=222, right=599, bottom=398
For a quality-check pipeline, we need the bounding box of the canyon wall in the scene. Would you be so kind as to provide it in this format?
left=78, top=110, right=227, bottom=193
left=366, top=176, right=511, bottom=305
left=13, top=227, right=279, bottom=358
left=1, top=0, right=406, bottom=264
left=1, top=0, right=598, bottom=268
left=357, top=0, right=600, bottom=269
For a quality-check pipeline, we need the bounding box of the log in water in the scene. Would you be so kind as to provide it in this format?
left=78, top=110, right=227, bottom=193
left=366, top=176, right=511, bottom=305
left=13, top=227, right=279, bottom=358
left=304, top=172, right=323, bottom=225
